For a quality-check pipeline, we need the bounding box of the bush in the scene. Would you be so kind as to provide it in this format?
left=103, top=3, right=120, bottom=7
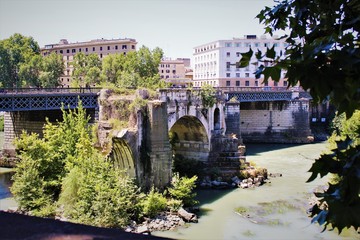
left=140, top=187, right=167, bottom=218
left=167, top=198, right=183, bottom=212
left=168, top=173, right=198, bottom=207
left=0, top=115, right=4, bottom=131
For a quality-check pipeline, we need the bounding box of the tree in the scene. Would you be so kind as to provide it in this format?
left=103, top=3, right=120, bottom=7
left=72, top=53, right=101, bottom=87
left=40, top=52, right=64, bottom=87
left=245, top=0, right=360, bottom=233
left=0, top=33, right=40, bottom=88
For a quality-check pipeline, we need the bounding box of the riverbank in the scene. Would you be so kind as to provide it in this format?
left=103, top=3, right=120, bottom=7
left=153, top=142, right=358, bottom=240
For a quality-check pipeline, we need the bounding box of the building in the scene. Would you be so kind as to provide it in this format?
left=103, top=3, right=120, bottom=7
left=193, top=35, right=288, bottom=88
left=41, top=38, right=137, bottom=87
left=159, top=58, right=193, bottom=87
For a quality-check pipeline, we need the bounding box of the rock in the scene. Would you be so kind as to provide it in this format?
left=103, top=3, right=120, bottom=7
left=269, top=173, right=283, bottom=178
left=178, top=208, right=198, bottom=223
left=240, top=182, right=248, bottom=189
left=136, top=225, right=150, bottom=234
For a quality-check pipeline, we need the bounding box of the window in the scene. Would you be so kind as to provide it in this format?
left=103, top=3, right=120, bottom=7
left=132, top=45, right=135, bottom=49
left=273, top=43, right=279, bottom=47
left=172, top=70, right=176, bottom=74
left=66, top=49, right=70, bottom=53
left=226, top=62, right=231, bottom=70
left=236, top=52, right=241, bottom=57
left=166, top=70, right=170, bottom=73
left=226, top=52, right=230, bottom=57
left=226, top=80, right=231, bottom=86
left=122, top=45, right=127, bottom=49
left=100, top=53, right=103, bottom=58
left=160, top=75, right=164, bottom=79
left=226, top=73, right=231, bottom=78
left=93, top=47, right=95, bottom=51
left=235, top=43, right=241, bottom=47
left=245, top=73, right=250, bottom=77
left=264, top=82, right=269, bottom=86
left=72, top=49, right=76, bottom=53
left=283, top=81, right=288, bottom=87
left=60, top=50, right=63, bottom=54
left=115, top=45, right=118, bottom=50
left=245, top=81, right=250, bottom=86
left=244, top=43, right=251, bottom=48
left=254, top=43, right=259, bottom=47
left=79, top=48, right=81, bottom=52
left=100, top=47, right=103, bottom=51
left=85, top=48, right=88, bottom=52
left=236, top=73, right=240, bottom=77
left=225, top=42, right=232, bottom=47
left=255, top=81, right=259, bottom=86
left=274, top=81, right=278, bottom=87
left=236, top=81, right=240, bottom=86
left=166, top=75, right=169, bottom=79
left=161, top=70, right=164, bottom=73
left=107, top=46, right=110, bottom=50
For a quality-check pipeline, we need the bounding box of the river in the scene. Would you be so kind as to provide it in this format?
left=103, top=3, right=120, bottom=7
left=153, top=142, right=358, bottom=240
left=0, top=141, right=358, bottom=239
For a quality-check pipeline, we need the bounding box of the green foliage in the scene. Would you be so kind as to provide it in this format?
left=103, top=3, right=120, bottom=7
left=11, top=102, right=92, bottom=214
left=129, top=96, right=148, bottom=113
left=167, top=198, right=183, bottom=212
left=168, top=173, right=198, bottom=207
left=307, top=110, right=360, bottom=233
left=0, top=33, right=40, bottom=88
left=60, top=157, right=140, bottom=228
left=72, top=53, right=102, bottom=87
left=0, top=115, right=3, bottom=131
left=139, top=187, right=167, bottom=218
left=200, top=84, right=216, bottom=108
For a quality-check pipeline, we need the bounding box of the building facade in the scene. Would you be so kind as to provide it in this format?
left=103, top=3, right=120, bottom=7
left=193, top=35, right=288, bottom=88
left=41, top=38, right=137, bottom=87
left=159, top=58, right=193, bottom=87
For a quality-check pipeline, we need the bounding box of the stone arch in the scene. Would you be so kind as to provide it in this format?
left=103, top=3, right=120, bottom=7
left=168, top=109, right=210, bottom=139
left=169, top=115, right=210, bottom=162
left=108, top=138, right=136, bottom=178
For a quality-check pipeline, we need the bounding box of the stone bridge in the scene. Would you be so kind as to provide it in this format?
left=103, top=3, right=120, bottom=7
left=0, top=87, right=313, bottom=188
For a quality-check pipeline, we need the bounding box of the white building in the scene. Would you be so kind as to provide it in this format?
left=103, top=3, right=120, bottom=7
left=193, top=35, right=288, bottom=88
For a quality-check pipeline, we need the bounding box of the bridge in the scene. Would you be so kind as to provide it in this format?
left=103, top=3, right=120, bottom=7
left=0, top=87, right=313, bottom=188
left=0, top=88, right=99, bottom=111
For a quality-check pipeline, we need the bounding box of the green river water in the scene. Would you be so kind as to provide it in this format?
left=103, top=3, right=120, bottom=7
left=0, top=137, right=358, bottom=239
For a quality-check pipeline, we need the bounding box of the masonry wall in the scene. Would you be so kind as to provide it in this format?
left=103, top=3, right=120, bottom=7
left=147, top=100, right=172, bottom=188
left=3, top=112, right=45, bottom=155
left=240, top=100, right=313, bottom=143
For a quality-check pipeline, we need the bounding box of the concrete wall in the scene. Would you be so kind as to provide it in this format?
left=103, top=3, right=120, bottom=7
left=240, top=100, right=313, bottom=143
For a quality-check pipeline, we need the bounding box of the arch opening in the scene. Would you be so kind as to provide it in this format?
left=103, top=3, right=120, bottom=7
left=214, top=107, right=220, bottom=130
left=108, top=138, right=136, bottom=178
left=169, top=116, right=209, bottom=177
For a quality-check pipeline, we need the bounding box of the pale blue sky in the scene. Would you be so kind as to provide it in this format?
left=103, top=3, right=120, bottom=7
left=0, top=0, right=275, bottom=58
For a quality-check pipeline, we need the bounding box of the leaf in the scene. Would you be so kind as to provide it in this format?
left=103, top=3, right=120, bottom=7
left=262, top=66, right=281, bottom=82
left=265, top=46, right=276, bottom=59
left=238, top=48, right=253, bottom=68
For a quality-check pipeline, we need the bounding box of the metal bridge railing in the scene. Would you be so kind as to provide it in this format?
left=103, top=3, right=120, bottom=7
left=0, top=87, right=102, bottom=95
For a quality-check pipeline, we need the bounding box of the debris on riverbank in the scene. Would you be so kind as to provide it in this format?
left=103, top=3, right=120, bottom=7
left=125, top=208, right=198, bottom=234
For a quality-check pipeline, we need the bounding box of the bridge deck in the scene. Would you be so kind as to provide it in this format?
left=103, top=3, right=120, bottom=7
left=0, top=88, right=100, bottom=111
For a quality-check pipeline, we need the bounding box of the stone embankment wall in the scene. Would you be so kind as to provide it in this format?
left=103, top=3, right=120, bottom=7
left=240, top=100, right=313, bottom=143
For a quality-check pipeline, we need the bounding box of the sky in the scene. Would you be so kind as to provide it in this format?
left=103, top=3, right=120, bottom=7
left=0, top=0, right=275, bottom=59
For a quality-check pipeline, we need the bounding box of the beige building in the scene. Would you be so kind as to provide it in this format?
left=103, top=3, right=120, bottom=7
left=193, top=35, right=288, bottom=88
left=159, top=58, right=193, bottom=87
left=41, top=38, right=137, bottom=87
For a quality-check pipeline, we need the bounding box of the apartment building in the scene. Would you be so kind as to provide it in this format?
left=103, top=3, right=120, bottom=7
left=159, top=58, right=193, bottom=87
left=193, top=35, right=288, bottom=88
left=41, top=38, right=137, bottom=87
